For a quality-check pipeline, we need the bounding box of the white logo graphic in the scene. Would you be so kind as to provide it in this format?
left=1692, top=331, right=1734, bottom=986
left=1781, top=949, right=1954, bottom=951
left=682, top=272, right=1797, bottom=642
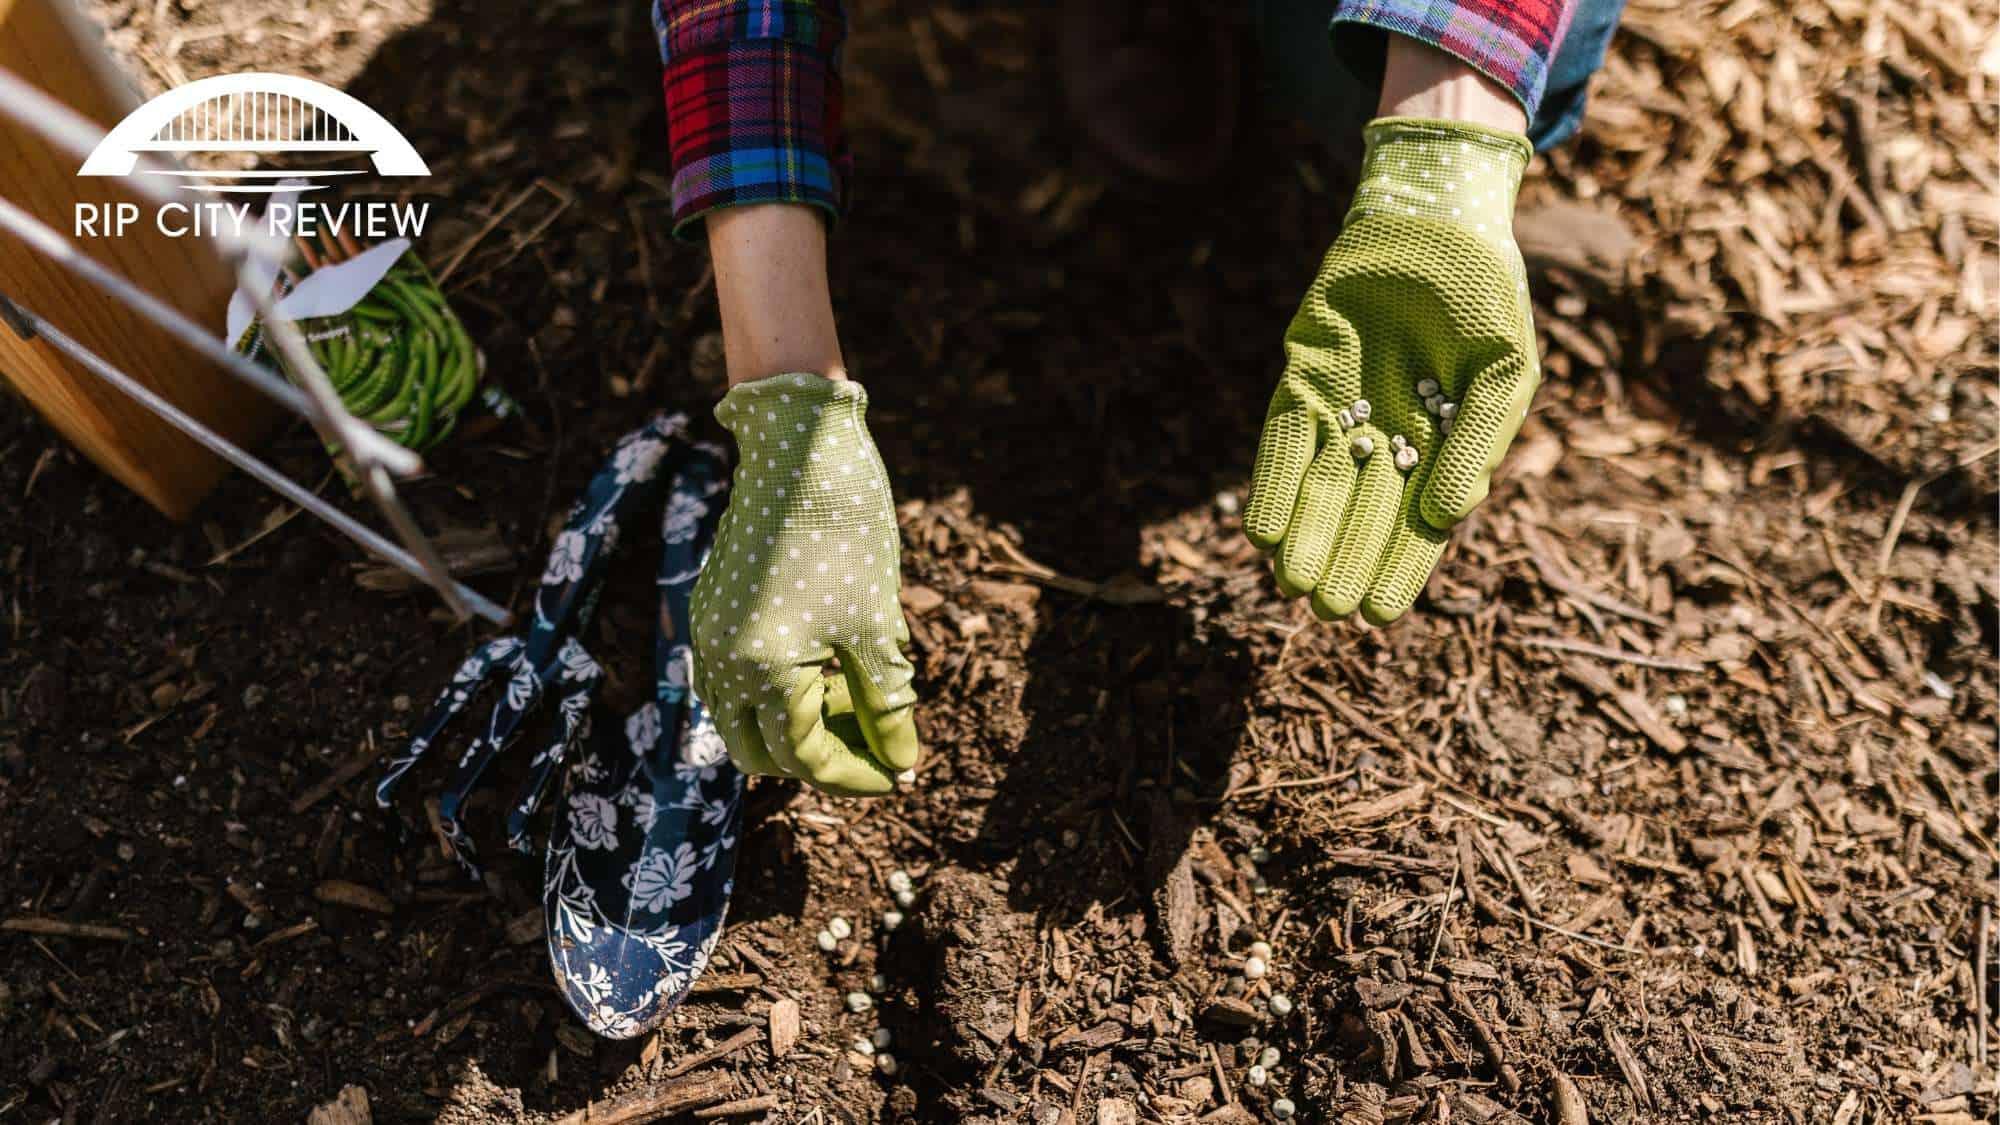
left=79, top=72, right=427, bottom=193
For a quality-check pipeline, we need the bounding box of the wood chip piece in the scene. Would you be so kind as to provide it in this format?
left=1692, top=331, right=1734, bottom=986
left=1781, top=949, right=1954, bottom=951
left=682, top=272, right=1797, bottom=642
left=551, top=1072, right=733, bottom=1125
left=314, top=881, right=395, bottom=916
left=767, top=998, right=801, bottom=1058
left=1097, top=1097, right=1138, bottom=1125
left=1199, top=997, right=1261, bottom=1028
left=306, top=1085, right=371, bottom=1125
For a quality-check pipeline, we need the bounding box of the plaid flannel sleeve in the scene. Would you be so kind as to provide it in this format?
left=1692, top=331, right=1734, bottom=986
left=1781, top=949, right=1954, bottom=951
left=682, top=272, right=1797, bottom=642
left=654, top=0, right=848, bottom=239
left=1332, top=0, right=1575, bottom=118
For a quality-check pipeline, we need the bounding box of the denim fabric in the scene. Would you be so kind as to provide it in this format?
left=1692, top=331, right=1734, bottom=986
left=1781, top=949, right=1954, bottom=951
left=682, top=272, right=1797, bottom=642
left=1254, top=0, right=1626, bottom=157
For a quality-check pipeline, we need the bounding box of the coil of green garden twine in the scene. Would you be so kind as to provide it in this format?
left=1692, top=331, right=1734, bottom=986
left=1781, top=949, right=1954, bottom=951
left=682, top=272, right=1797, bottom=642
left=235, top=232, right=496, bottom=461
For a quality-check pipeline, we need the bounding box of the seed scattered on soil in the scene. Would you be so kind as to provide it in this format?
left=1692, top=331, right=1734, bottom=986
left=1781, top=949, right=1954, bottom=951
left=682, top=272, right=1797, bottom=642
left=894, top=889, right=915, bottom=909
left=1268, top=993, right=1294, bottom=1017
left=1248, top=940, right=1272, bottom=961
left=1247, top=1065, right=1268, bottom=1087
left=872, top=1027, right=893, bottom=1050
left=875, top=1052, right=898, bottom=1076
left=887, top=870, right=913, bottom=894
left=1243, top=956, right=1268, bottom=980
left=845, top=991, right=873, bottom=1013
left=1273, top=1098, right=1297, bottom=1119
left=828, top=916, right=853, bottom=940
left=881, top=910, right=904, bottom=930
left=816, top=929, right=838, bottom=952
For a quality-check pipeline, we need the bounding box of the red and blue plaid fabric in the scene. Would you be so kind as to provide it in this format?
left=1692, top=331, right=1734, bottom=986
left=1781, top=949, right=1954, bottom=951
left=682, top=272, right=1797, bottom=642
left=1333, top=0, right=1575, bottom=114
left=651, top=0, right=1574, bottom=237
left=654, top=0, right=848, bottom=238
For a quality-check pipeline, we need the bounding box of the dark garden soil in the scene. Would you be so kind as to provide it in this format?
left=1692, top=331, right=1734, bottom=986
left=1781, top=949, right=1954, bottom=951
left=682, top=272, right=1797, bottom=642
left=3, top=1, right=1996, bottom=1122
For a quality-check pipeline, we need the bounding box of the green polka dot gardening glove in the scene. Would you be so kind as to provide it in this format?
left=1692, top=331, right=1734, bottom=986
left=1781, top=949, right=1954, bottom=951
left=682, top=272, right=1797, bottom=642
left=690, top=373, right=921, bottom=797
left=1244, top=117, right=1540, bottom=625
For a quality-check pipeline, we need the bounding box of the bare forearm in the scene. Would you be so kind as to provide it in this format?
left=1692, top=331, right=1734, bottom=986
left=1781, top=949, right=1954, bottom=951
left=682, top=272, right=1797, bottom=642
left=1377, top=36, right=1528, bottom=134
left=705, top=204, right=846, bottom=387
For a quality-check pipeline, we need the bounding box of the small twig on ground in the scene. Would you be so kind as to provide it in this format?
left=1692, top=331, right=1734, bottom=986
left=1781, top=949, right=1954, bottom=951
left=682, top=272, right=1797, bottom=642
left=437, top=183, right=540, bottom=283
left=1297, top=678, right=1400, bottom=752
left=1448, top=981, right=1520, bottom=1095
left=1867, top=473, right=1929, bottom=633
left=2, top=917, right=134, bottom=941
left=694, top=1094, right=780, bottom=1119
left=1424, top=857, right=1462, bottom=973
left=1520, top=635, right=1706, bottom=674
left=1603, top=1026, right=1655, bottom=1111
left=290, top=742, right=385, bottom=814
left=1207, top=1042, right=1234, bottom=1106
left=1219, top=769, right=1354, bottom=801
left=1521, top=525, right=1667, bottom=627
left=662, top=1026, right=762, bottom=1080
left=1978, top=903, right=1991, bottom=1069
left=551, top=1072, right=734, bottom=1125
left=1488, top=896, right=1649, bottom=956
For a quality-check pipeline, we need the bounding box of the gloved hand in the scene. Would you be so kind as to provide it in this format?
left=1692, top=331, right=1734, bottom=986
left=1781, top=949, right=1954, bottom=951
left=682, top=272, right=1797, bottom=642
left=690, top=372, right=921, bottom=796
left=1244, top=117, right=1539, bottom=624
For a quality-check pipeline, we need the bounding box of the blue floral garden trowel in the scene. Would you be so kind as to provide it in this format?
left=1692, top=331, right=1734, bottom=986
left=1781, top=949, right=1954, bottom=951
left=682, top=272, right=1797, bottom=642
left=377, top=415, right=744, bottom=1037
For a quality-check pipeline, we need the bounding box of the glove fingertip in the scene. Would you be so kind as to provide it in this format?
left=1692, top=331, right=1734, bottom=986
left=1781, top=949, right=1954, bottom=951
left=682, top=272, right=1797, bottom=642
left=864, top=705, right=922, bottom=773
left=1309, top=586, right=1359, bottom=622
left=1360, top=589, right=1415, bottom=627
left=1419, top=470, right=1489, bottom=530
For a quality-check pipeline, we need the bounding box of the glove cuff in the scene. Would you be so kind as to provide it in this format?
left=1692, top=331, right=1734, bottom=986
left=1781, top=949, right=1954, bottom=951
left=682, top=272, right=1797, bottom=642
left=1351, top=117, right=1530, bottom=251
left=714, top=371, right=867, bottom=452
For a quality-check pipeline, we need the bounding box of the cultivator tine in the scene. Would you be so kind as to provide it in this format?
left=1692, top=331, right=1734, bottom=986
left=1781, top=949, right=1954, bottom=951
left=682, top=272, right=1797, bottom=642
left=0, top=65, right=506, bottom=625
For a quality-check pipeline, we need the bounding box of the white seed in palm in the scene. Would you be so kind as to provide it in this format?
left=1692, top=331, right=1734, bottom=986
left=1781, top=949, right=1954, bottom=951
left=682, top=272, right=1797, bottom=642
left=1351, top=398, right=1372, bottom=422
left=1248, top=940, right=1273, bottom=962
left=816, top=929, right=838, bottom=952
left=1247, top=1065, right=1269, bottom=1088
left=828, top=916, right=853, bottom=940
left=1351, top=435, right=1374, bottom=460
left=1336, top=408, right=1355, bottom=431
left=845, top=991, right=874, bottom=1012
left=1439, top=417, right=1453, bottom=437
left=1438, top=401, right=1457, bottom=420
left=887, top=870, right=914, bottom=895
left=1269, top=992, right=1295, bottom=1017
left=1244, top=956, right=1269, bottom=980
left=1416, top=378, right=1440, bottom=398
left=1395, top=446, right=1420, bottom=472
left=1425, top=395, right=1445, bottom=414
left=1389, top=433, right=1407, bottom=451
